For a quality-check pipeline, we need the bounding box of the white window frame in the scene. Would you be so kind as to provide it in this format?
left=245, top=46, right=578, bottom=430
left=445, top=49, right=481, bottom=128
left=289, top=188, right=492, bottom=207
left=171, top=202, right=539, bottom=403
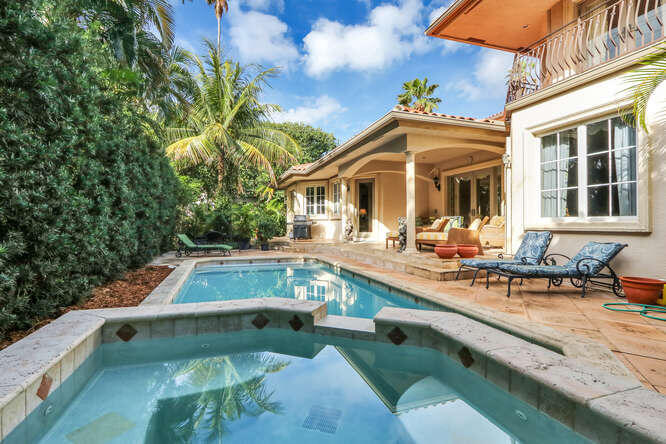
left=331, top=181, right=341, bottom=216
left=539, top=125, right=580, bottom=218
left=528, top=110, right=648, bottom=233
left=305, top=185, right=326, bottom=216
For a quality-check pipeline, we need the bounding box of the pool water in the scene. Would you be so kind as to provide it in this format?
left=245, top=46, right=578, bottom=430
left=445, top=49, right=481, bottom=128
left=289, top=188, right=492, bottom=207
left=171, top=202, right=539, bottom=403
left=175, top=263, right=429, bottom=318
left=9, top=329, right=590, bottom=444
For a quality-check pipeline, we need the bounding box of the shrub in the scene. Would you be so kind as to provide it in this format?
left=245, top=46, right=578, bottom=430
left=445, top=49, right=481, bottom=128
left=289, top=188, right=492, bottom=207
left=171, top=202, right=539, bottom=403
left=0, top=0, right=179, bottom=335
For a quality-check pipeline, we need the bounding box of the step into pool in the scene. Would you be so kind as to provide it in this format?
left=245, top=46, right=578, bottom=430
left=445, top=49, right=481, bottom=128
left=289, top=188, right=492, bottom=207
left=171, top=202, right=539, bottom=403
left=175, top=262, right=435, bottom=318
left=7, top=329, right=590, bottom=443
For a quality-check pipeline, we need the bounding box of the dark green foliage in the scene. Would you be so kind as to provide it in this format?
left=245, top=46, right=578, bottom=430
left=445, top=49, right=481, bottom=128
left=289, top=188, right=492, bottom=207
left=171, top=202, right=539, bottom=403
left=0, top=0, right=179, bottom=336
left=269, top=122, right=337, bottom=164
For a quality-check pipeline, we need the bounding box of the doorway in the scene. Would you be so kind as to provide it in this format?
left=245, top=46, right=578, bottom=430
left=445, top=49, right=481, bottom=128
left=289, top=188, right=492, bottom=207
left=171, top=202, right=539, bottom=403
left=453, top=168, right=501, bottom=226
left=358, top=181, right=374, bottom=233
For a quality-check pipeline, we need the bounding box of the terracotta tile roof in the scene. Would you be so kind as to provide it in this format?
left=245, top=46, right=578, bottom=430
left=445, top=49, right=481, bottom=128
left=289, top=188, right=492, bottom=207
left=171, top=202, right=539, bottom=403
left=393, top=105, right=504, bottom=123
left=284, top=162, right=313, bottom=175
left=486, top=110, right=506, bottom=121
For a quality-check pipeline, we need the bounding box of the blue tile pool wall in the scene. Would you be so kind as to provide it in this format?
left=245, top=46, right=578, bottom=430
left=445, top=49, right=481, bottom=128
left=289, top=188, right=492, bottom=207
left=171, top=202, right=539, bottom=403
left=3, top=350, right=102, bottom=444
left=175, top=262, right=448, bottom=317
left=11, top=329, right=591, bottom=444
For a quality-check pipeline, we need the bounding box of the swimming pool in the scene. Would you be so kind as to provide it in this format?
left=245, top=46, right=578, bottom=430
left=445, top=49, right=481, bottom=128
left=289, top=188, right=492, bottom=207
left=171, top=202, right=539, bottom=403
left=8, top=329, right=591, bottom=444
left=174, top=262, right=432, bottom=318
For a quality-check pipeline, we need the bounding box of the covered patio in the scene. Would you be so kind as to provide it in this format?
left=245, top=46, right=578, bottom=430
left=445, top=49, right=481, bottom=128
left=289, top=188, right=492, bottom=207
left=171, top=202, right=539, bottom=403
left=278, top=106, right=508, bottom=253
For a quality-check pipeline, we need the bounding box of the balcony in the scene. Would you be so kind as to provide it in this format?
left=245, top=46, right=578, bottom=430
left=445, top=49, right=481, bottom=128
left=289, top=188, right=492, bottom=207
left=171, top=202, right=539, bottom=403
left=506, top=0, right=666, bottom=104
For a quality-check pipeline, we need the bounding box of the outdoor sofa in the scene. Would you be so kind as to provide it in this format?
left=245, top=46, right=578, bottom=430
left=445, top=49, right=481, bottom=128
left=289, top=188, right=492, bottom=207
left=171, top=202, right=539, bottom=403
left=176, top=234, right=233, bottom=257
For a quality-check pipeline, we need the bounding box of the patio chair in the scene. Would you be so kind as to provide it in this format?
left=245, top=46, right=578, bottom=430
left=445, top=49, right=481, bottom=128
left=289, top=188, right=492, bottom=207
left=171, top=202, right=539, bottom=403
left=494, top=241, right=628, bottom=298
left=455, top=231, right=552, bottom=287
left=176, top=234, right=233, bottom=257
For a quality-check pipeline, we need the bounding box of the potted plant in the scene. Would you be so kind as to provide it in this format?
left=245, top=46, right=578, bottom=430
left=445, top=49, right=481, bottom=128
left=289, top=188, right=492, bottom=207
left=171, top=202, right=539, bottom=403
left=619, top=276, right=665, bottom=305
left=231, top=204, right=257, bottom=250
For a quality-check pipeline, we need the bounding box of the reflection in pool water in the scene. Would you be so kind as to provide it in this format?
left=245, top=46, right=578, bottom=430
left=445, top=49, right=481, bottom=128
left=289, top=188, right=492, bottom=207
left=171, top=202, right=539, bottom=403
left=14, top=330, right=591, bottom=444
left=175, top=263, right=428, bottom=318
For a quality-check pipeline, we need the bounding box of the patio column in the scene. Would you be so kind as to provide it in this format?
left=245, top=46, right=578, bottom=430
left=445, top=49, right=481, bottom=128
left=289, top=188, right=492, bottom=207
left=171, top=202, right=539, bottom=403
left=340, top=179, right=349, bottom=241
left=404, top=151, right=417, bottom=253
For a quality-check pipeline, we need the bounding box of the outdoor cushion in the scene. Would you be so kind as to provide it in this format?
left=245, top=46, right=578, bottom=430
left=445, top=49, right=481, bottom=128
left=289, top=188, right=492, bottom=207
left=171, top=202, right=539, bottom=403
left=386, top=231, right=399, bottom=238
left=497, top=264, right=581, bottom=278
left=468, top=218, right=482, bottom=231
left=443, top=217, right=463, bottom=233
left=513, top=231, right=552, bottom=265
left=566, top=242, right=626, bottom=275
left=497, top=241, right=626, bottom=277
left=460, top=258, right=523, bottom=269
left=416, top=232, right=447, bottom=241
left=429, top=217, right=443, bottom=230
left=178, top=234, right=232, bottom=250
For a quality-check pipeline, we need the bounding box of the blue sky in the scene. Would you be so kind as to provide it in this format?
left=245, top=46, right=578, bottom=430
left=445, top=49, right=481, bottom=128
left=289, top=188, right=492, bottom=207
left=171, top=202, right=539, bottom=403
left=173, top=0, right=513, bottom=142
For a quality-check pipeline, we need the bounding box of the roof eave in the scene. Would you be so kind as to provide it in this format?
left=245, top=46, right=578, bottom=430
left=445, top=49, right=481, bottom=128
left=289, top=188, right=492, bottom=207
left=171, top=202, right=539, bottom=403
left=278, top=110, right=506, bottom=187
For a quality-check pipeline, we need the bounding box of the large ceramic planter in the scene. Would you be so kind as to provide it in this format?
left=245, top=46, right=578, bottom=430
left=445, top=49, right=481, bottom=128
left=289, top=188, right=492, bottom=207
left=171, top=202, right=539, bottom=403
left=620, top=276, right=664, bottom=305
left=434, top=244, right=457, bottom=259
left=457, top=244, right=479, bottom=259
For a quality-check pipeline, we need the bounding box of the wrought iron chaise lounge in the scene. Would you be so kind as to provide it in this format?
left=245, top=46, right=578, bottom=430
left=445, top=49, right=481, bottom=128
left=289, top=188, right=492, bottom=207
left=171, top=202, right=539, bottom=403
left=455, top=231, right=553, bottom=287
left=176, top=234, right=233, bottom=257
left=493, top=241, right=627, bottom=298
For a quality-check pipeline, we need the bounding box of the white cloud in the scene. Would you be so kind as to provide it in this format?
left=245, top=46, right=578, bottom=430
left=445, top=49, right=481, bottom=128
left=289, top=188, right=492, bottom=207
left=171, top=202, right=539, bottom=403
left=302, top=0, right=433, bottom=77
left=272, top=96, right=347, bottom=125
left=447, top=49, right=513, bottom=100
left=228, top=9, right=299, bottom=68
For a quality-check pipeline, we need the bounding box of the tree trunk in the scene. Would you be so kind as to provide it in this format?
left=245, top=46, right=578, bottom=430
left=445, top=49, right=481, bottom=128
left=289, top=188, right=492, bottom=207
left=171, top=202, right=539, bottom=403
left=217, top=17, right=221, bottom=53
left=217, top=154, right=224, bottom=194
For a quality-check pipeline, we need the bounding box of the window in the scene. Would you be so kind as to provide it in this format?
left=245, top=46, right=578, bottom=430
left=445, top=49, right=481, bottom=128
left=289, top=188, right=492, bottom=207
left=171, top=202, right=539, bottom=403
left=540, top=116, right=637, bottom=219
left=586, top=117, right=637, bottom=217
left=306, top=186, right=326, bottom=215
left=332, top=182, right=341, bottom=215
left=540, top=128, right=579, bottom=217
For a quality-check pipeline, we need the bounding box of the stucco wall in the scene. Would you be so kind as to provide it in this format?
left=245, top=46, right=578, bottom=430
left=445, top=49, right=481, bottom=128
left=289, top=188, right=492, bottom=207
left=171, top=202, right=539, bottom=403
left=509, top=72, right=665, bottom=279
left=379, top=172, right=406, bottom=233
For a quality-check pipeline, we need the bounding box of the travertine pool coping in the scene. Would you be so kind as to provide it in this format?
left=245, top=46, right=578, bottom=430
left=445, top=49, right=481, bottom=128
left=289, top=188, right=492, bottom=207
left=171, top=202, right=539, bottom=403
left=1, top=298, right=665, bottom=443
left=143, top=255, right=631, bottom=379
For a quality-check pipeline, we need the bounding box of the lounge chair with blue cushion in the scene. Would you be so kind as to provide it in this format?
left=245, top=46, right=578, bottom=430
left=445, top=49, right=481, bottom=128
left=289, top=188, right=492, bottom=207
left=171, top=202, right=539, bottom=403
left=176, top=234, right=233, bottom=257
left=455, top=231, right=553, bottom=287
left=494, top=241, right=627, bottom=298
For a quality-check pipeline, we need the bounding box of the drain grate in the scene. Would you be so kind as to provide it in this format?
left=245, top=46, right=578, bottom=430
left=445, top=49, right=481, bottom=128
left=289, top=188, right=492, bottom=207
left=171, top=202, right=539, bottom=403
left=302, top=405, right=342, bottom=434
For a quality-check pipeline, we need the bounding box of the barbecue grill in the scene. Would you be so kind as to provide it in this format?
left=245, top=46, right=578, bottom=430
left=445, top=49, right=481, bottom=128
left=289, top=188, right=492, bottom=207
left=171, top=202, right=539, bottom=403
left=289, top=215, right=313, bottom=240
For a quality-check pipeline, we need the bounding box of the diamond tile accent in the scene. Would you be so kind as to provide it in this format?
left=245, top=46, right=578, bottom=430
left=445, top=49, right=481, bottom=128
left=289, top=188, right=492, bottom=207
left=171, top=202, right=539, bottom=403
left=116, top=324, right=138, bottom=342
left=387, top=326, right=407, bottom=345
left=251, top=313, right=270, bottom=330
left=36, top=374, right=53, bottom=401
left=289, top=315, right=304, bottom=332
left=302, top=405, right=342, bottom=434
left=458, top=346, right=475, bottom=368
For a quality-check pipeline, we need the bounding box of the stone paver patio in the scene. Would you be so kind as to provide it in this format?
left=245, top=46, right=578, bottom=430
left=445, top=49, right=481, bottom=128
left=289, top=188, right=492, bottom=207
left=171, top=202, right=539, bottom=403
left=152, top=248, right=666, bottom=393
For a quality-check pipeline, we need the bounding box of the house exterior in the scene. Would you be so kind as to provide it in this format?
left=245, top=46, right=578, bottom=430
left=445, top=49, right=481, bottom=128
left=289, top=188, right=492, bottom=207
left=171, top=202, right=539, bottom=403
left=427, top=0, right=665, bottom=278
left=279, top=0, right=665, bottom=278
left=278, top=106, right=508, bottom=253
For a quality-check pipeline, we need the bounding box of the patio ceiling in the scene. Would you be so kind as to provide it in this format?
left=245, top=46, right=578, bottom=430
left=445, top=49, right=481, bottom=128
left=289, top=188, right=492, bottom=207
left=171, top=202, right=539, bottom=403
left=426, top=0, right=561, bottom=51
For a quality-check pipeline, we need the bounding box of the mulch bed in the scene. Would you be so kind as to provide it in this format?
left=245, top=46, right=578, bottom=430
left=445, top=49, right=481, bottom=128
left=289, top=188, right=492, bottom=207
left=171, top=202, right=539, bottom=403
left=0, top=265, right=174, bottom=351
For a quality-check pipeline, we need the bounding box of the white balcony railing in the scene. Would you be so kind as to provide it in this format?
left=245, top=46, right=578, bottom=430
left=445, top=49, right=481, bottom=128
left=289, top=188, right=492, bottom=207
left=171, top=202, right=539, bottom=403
left=506, top=0, right=666, bottom=103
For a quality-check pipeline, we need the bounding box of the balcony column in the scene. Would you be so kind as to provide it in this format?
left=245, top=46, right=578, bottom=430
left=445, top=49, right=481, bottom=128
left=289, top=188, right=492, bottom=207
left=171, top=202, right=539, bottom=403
left=404, top=151, right=417, bottom=253
left=340, top=179, right=349, bottom=241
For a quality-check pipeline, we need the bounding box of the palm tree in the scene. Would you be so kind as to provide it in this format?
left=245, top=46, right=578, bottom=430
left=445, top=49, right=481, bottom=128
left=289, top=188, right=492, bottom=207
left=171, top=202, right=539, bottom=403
left=624, top=44, right=666, bottom=132
left=166, top=40, right=299, bottom=194
left=145, top=353, right=289, bottom=442
left=397, top=78, right=442, bottom=112
left=206, top=0, right=230, bottom=53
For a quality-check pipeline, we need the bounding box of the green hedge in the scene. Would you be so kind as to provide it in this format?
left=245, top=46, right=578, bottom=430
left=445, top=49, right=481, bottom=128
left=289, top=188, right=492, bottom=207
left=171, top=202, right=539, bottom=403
left=0, top=1, right=179, bottom=335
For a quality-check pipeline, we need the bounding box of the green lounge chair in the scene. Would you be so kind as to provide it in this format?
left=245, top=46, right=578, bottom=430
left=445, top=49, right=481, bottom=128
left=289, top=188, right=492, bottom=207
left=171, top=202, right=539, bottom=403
left=176, top=234, right=233, bottom=257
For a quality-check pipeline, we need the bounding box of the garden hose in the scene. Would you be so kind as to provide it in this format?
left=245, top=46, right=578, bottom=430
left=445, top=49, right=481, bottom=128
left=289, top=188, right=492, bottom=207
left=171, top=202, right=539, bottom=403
left=603, top=303, right=666, bottom=322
